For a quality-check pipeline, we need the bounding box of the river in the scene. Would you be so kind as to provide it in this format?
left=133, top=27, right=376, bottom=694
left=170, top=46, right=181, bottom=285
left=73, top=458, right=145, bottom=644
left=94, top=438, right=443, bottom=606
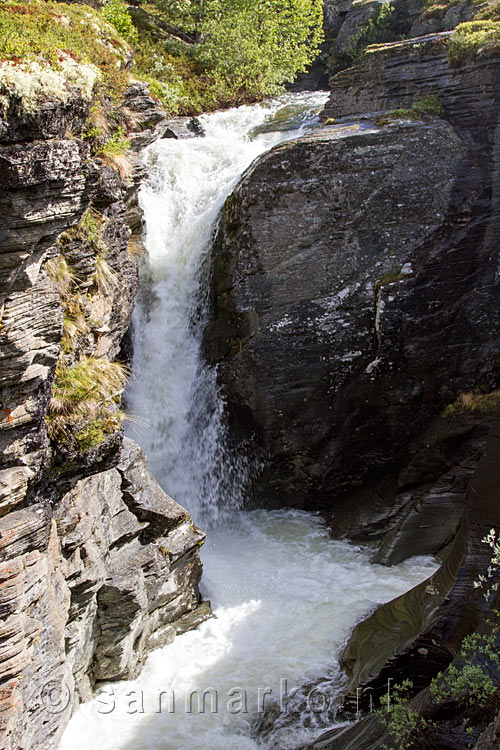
left=59, top=92, right=438, bottom=750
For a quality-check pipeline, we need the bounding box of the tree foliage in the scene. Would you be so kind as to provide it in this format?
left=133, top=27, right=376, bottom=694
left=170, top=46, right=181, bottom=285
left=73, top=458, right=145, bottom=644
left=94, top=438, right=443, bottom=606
left=155, top=0, right=324, bottom=98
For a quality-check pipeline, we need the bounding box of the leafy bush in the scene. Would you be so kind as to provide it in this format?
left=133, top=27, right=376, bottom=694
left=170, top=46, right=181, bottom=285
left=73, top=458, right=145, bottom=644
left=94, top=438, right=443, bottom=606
left=102, top=0, right=138, bottom=43
left=196, top=0, right=324, bottom=98
left=144, top=0, right=324, bottom=106
left=342, top=2, right=399, bottom=64
left=379, top=533, right=500, bottom=747
left=0, top=0, right=324, bottom=117
left=377, top=680, right=433, bottom=749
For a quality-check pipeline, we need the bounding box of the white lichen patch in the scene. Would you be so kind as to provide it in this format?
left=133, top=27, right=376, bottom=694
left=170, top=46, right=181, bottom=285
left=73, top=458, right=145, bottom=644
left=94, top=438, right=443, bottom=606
left=0, top=53, right=101, bottom=115
left=270, top=313, right=294, bottom=332
left=366, top=358, right=382, bottom=375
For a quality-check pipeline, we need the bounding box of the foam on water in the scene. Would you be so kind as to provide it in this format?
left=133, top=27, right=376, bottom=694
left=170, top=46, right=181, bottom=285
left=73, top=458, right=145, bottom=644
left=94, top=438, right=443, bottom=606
left=60, top=93, right=439, bottom=750
left=60, top=510, right=438, bottom=750
left=125, top=92, right=328, bottom=527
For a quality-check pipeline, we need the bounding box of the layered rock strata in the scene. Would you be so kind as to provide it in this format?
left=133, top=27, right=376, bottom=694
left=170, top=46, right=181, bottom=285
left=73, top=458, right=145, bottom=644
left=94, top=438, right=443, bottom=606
left=0, top=84, right=209, bottom=750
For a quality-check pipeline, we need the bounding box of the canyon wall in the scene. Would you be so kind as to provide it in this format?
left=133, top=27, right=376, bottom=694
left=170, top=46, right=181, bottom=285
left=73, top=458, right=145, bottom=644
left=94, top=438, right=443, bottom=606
left=0, top=83, right=209, bottom=750
left=207, top=7, right=500, bottom=748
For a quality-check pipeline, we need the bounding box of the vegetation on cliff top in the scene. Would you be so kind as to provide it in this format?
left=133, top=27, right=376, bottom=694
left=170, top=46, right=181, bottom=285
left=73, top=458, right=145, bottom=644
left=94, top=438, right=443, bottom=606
left=448, top=18, right=500, bottom=64
left=0, top=1, right=131, bottom=113
left=0, top=0, right=324, bottom=117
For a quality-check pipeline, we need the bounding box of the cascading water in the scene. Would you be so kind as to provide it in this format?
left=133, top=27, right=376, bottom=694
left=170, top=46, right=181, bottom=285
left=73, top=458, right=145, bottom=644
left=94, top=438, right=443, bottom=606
left=59, top=94, right=439, bottom=750
left=125, top=92, right=329, bottom=527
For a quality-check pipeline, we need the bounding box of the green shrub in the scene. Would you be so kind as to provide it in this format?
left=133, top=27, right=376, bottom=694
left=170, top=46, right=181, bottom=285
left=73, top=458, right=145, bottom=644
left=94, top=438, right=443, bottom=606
left=102, top=0, right=138, bottom=43
left=377, top=680, right=433, bottom=749
left=98, top=126, right=130, bottom=157
left=140, top=0, right=324, bottom=108
left=447, top=20, right=500, bottom=65
left=342, top=2, right=399, bottom=64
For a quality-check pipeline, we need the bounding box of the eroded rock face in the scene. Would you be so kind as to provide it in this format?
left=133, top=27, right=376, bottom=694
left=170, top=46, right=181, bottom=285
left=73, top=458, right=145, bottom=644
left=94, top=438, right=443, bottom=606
left=306, top=421, right=500, bottom=750
left=207, top=117, right=500, bottom=515
left=0, top=85, right=209, bottom=750
left=323, top=35, right=500, bottom=145
left=0, top=439, right=208, bottom=750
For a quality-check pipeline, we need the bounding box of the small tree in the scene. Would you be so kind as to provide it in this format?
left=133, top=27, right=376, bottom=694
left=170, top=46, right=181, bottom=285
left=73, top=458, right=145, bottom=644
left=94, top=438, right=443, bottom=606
left=157, top=0, right=324, bottom=98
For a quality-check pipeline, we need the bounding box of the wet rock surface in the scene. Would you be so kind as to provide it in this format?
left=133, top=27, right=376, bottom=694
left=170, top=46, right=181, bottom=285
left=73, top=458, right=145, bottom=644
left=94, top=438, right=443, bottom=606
left=207, top=116, right=500, bottom=518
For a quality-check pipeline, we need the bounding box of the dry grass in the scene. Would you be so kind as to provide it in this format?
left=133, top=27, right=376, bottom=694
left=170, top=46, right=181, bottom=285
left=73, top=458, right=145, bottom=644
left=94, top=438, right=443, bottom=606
left=102, top=151, right=136, bottom=179
left=47, top=356, right=129, bottom=444
left=94, top=253, right=118, bottom=297
left=444, top=390, right=500, bottom=416
left=45, top=256, right=76, bottom=297
left=127, top=234, right=145, bottom=256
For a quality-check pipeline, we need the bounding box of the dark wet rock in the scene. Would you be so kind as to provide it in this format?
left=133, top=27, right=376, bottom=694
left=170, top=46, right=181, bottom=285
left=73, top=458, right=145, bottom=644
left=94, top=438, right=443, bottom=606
left=123, top=80, right=174, bottom=151
left=162, top=116, right=205, bottom=139
left=306, top=419, right=500, bottom=749
left=249, top=100, right=324, bottom=138
left=207, top=39, right=500, bottom=749
left=206, top=116, right=500, bottom=522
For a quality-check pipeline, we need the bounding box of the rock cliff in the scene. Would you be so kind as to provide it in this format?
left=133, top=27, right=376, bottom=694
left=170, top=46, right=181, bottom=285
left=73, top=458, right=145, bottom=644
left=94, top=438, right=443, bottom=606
left=0, top=83, right=209, bottom=750
left=207, top=7, right=500, bottom=748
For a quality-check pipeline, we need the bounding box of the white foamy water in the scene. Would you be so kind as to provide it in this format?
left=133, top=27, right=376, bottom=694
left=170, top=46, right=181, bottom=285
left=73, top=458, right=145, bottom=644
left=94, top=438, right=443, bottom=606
left=125, top=92, right=328, bottom=527
left=60, top=93, right=439, bottom=750
left=60, top=510, right=438, bottom=750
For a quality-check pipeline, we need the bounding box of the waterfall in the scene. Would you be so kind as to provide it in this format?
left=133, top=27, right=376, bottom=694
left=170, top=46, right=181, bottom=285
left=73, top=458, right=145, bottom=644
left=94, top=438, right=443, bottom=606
left=60, top=94, right=439, bottom=750
left=125, top=92, right=328, bottom=526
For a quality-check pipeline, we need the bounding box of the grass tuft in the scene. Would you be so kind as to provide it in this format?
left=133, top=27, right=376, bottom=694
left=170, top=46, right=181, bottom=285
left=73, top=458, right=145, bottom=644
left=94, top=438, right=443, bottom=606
left=47, top=356, right=129, bottom=450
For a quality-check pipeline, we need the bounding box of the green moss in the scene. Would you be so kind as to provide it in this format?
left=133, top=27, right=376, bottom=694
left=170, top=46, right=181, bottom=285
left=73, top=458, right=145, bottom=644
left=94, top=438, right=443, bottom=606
left=47, top=356, right=128, bottom=450
left=74, top=416, right=120, bottom=452
left=447, top=20, right=500, bottom=65
left=59, top=209, right=107, bottom=258
left=374, top=272, right=406, bottom=296
left=375, top=95, right=444, bottom=126
left=422, top=0, right=464, bottom=19
left=443, top=390, right=500, bottom=416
